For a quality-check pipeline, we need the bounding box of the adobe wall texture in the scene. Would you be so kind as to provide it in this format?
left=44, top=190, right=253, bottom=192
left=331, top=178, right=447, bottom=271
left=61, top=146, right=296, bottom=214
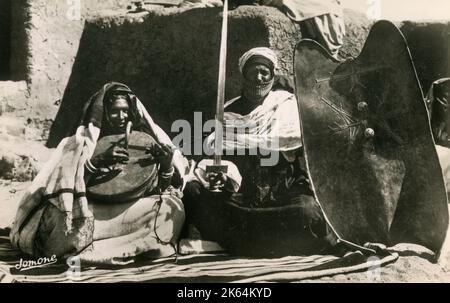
left=0, top=0, right=131, bottom=181
left=1, top=3, right=449, bottom=148
left=47, top=6, right=374, bottom=146
left=7, top=0, right=131, bottom=117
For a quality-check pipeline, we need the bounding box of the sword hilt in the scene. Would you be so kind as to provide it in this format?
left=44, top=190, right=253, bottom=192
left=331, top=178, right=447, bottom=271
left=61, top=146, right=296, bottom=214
left=205, top=164, right=228, bottom=193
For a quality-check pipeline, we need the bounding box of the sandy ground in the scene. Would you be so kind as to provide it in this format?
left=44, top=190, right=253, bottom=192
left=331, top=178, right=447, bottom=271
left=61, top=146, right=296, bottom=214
left=0, top=180, right=29, bottom=230
left=1, top=179, right=450, bottom=283
left=307, top=256, right=450, bottom=283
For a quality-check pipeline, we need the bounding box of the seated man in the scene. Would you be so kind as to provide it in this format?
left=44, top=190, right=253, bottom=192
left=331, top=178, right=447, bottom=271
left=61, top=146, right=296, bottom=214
left=10, top=82, right=188, bottom=264
left=183, top=47, right=336, bottom=257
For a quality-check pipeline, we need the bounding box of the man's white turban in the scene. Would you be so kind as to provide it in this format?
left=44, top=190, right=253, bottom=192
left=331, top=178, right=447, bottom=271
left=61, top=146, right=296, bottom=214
left=238, top=47, right=279, bottom=75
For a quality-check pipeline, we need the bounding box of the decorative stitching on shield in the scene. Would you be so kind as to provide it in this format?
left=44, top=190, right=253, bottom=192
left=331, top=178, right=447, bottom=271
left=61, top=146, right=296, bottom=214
left=320, top=96, right=362, bottom=143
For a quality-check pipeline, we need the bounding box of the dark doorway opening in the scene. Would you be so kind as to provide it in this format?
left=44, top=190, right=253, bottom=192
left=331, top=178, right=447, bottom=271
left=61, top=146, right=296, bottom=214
left=0, top=0, right=11, bottom=80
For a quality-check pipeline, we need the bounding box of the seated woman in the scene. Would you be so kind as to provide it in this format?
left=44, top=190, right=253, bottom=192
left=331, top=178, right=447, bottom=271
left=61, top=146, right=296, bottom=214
left=183, top=48, right=337, bottom=257
left=10, top=82, right=188, bottom=264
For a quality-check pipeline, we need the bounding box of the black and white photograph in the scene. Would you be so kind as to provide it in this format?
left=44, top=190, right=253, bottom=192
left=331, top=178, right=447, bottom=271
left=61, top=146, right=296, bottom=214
left=0, top=0, right=450, bottom=285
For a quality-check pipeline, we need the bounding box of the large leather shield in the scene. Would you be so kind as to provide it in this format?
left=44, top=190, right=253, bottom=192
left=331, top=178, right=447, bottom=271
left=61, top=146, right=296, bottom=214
left=294, top=20, right=448, bottom=254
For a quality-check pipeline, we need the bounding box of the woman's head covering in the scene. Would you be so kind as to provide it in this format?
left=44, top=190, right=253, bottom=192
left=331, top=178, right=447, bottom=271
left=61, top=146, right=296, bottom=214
left=102, top=85, right=142, bottom=134
left=80, top=82, right=149, bottom=137
left=238, top=47, right=278, bottom=76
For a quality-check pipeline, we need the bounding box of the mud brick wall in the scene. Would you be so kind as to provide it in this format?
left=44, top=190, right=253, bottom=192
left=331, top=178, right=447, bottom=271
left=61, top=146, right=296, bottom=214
left=47, top=6, right=372, bottom=146
left=8, top=0, right=130, bottom=118
left=8, top=2, right=445, bottom=147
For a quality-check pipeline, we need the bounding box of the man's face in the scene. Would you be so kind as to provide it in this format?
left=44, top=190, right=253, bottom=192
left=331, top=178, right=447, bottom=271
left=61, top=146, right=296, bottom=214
left=109, top=97, right=129, bottom=131
left=244, top=63, right=273, bottom=84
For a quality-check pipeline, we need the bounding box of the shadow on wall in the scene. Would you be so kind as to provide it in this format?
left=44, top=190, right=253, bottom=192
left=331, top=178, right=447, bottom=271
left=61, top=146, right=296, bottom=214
left=47, top=6, right=448, bottom=148
left=47, top=7, right=271, bottom=147
left=0, top=0, right=11, bottom=80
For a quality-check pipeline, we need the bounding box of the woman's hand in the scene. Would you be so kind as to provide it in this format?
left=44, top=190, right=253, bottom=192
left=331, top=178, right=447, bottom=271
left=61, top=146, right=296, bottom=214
left=146, top=143, right=174, bottom=172
left=91, top=145, right=129, bottom=168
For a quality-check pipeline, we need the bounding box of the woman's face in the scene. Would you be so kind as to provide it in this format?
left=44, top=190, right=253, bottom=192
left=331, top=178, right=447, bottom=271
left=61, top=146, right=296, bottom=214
left=109, top=97, right=129, bottom=131
left=244, top=63, right=272, bottom=84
